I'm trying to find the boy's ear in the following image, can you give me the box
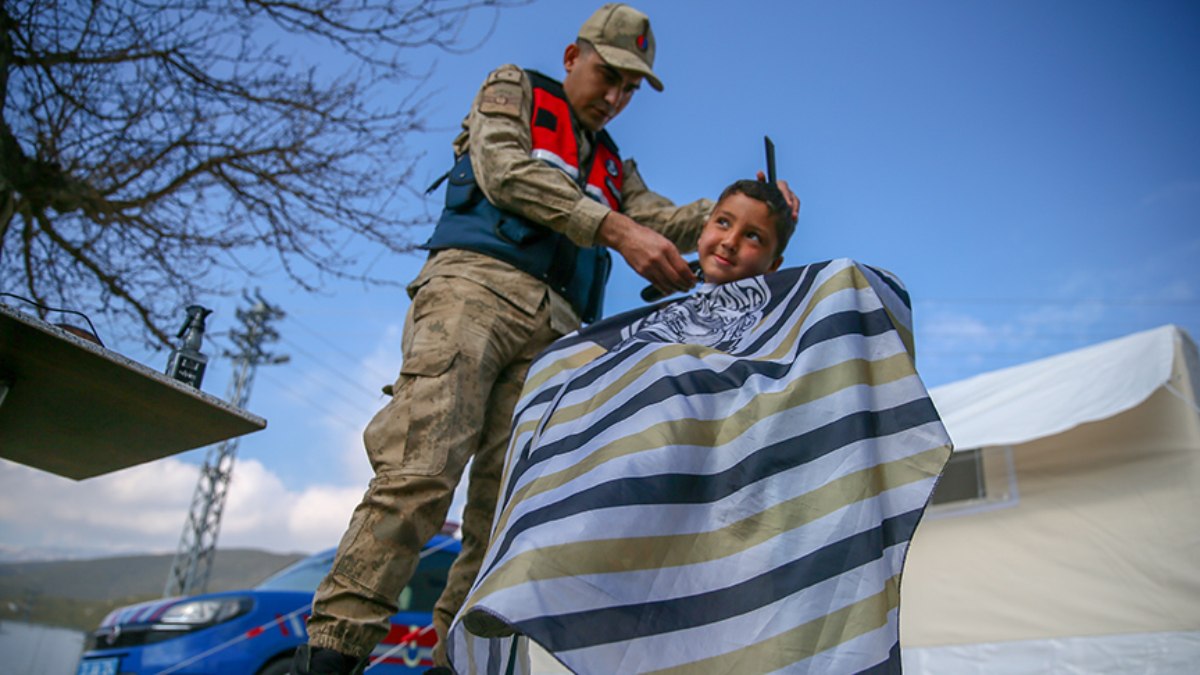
[767,256,783,274]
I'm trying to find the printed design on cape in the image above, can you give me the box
[624,276,770,352]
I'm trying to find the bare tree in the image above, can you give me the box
[1,0,519,345]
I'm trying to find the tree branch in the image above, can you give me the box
[0,0,528,345]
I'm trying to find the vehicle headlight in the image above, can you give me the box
[160,597,250,626]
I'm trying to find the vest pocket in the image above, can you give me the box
[445,154,482,212]
[496,216,547,246]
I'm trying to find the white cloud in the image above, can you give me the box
[284,485,365,549]
[1154,279,1197,304]
[0,459,194,556]
[921,310,992,344]
[1,359,469,561]
[0,456,367,558]
[1140,179,1200,206]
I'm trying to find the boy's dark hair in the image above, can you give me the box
[717,179,797,255]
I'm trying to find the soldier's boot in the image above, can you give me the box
[290,644,366,675]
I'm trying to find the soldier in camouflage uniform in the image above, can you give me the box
[292,4,796,674]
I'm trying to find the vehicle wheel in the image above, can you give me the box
[257,657,293,675]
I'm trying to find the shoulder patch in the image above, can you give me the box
[479,67,525,118]
[487,67,524,85]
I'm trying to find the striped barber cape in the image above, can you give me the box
[447,259,952,674]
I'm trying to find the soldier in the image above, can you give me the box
[292,4,798,674]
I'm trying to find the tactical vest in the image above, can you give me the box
[422,70,621,323]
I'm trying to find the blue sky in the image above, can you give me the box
[2,0,1197,559]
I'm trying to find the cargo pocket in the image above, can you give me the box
[363,281,465,476]
[400,276,463,377]
[398,326,458,378]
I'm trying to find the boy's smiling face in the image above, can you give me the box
[697,192,784,285]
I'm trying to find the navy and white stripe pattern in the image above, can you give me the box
[448,259,951,674]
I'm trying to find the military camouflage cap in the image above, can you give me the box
[578,3,663,91]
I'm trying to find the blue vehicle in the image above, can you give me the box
[76,534,460,675]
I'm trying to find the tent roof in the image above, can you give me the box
[928,324,1197,451]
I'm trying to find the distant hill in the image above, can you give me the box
[0,549,306,633]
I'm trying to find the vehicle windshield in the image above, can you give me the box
[253,538,457,612]
[256,552,336,592]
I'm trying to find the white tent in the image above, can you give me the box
[0,621,85,675]
[900,324,1200,672]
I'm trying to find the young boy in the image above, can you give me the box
[696,178,797,285]
[626,178,796,349]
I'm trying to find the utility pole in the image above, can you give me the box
[164,292,288,598]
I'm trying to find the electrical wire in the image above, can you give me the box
[278,334,386,400]
[255,368,370,434]
[288,314,397,382]
[914,297,1200,307]
[0,292,106,347]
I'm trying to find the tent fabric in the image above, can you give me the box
[901,389,1200,645]
[447,259,951,674]
[901,324,1200,667]
[929,324,1192,451]
[902,631,1200,674]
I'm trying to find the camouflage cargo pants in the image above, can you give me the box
[307,275,563,665]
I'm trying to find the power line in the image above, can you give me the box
[918,328,1197,342]
[256,368,372,434]
[288,315,397,382]
[915,297,1199,307]
[278,334,383,400]
[208,327,386,427]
